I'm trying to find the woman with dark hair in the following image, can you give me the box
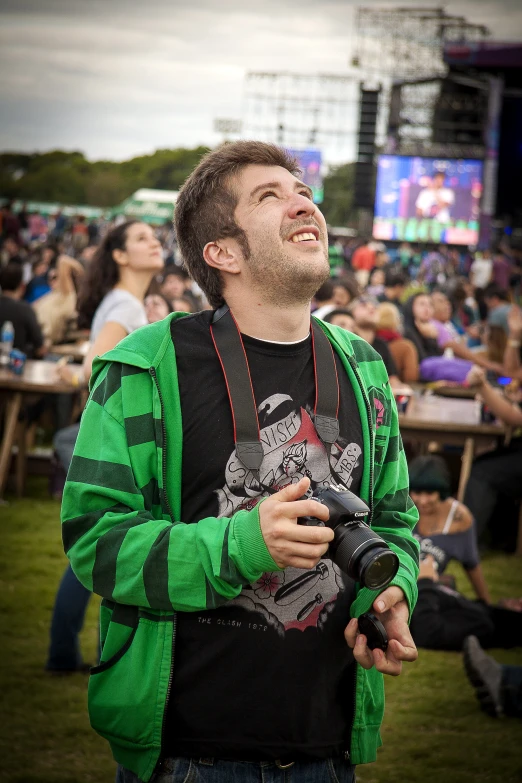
[408,455,522,651]
[332,275,360,308]
[402,292,443,362]
[409,455,489,601]
[46,220,164,674]
[59,219,163,385]
[403,292,501,381]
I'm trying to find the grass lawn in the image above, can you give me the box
[1,478,521,783]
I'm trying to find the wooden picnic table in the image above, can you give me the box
[409,381,476,399]
[399,393,522,555]
[50,340,90,363]
[399,394,506,500]
[0,360,86,498]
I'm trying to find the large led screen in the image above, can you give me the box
[373,156,483,245]
[287,147,323,203]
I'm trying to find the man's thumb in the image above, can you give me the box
[373,585,404,614]
[276,477,310,502]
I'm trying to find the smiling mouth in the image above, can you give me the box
[287,228,320,243]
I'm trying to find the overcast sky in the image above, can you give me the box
[1,0,521,165]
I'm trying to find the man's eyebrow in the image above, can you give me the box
[249,180,313,201]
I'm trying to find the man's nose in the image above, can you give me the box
[286,192,316,220]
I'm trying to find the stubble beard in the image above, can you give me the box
[244,238,330,308]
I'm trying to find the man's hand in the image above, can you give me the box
[344,586,418,677]
[259,477,334,570]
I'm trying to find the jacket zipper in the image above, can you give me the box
[346,354,376,761]
[149,367,176,759]
[347,355,375,521]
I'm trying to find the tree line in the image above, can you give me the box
[0,148,357,227]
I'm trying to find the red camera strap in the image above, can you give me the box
[210,305,340,476]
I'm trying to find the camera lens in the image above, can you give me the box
[329,523,399,590]
[358,548,399,591]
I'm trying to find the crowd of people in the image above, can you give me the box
[1,144,522,783]
[1,202,522,581]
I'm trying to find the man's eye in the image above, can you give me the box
[259,191,276,201]
[300,191,312,200]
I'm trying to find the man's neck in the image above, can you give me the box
[224,294,311,342]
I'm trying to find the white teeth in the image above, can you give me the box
[291,232,316,242]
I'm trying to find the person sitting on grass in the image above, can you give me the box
[463,635,522,719]
[408,455,522,651]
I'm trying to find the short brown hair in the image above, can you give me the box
[174,141,300,308]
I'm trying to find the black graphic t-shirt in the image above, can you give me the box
[164,311,364,761]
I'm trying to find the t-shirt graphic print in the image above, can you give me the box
[217,391,362,634]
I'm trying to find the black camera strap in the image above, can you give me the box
[210,305,341,483]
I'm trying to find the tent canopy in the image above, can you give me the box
[111,188,179,224]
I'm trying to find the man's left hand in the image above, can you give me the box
[344,586,418,677]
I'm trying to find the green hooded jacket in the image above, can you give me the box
[61,312,419,782]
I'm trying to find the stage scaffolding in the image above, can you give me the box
[242,71,363,162]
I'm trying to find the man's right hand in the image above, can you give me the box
[259,477,334,570]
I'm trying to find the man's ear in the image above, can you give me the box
[203,241,241,275]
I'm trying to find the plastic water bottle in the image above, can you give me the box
[0,320,14,367]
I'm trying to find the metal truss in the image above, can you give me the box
[242,71,368,161]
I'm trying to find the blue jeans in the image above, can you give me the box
[46,563,91,670]
[116,758,356,783]
[54,423,80,470]
[47,422,92,671]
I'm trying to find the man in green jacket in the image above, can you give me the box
[62,141,419,783]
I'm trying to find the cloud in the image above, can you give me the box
[0,0,521,162]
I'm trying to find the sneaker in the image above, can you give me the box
[462,635,503,717]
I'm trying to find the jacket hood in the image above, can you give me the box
[90,311,356,389]
[90,312,188,388]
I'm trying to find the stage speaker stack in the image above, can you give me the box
[354,86,381,208]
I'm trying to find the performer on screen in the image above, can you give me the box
[416,171,455,223]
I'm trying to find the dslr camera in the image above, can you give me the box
[299,482,399,591]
